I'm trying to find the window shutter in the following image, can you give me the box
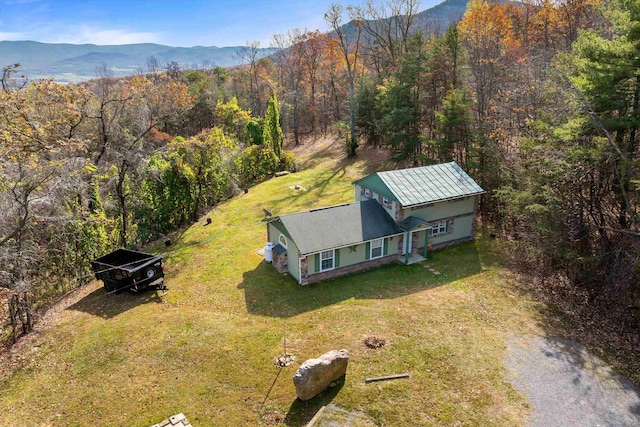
[365,242,371,260]
[383,238,389,256]
[314,253,320,272]
[335,248,340,268]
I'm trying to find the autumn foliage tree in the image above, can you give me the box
[0,79,90,290]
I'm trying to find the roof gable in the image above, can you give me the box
[354,174,397,201]
[355,162,484,207]
[272,199,402,255]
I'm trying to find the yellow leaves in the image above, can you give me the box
[83,163,98,173]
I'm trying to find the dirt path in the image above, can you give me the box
[506,336,640,426]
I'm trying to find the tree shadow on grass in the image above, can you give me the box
[283,375,346,426]
[238,241,484,318]
[66,287,164,319]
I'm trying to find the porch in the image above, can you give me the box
[399,252,426,265]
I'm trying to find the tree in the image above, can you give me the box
[376,33,428,164]
[0,80,90,288]
[273,29,308,145]
[1,63,27,92]
[138,129,239,237]
[214,97,251,143]
[86,68,191,245]
[325,3,363,156]
[237,41,266,116]
[263,90,284,160]
[352,0,422,76]
[434,87,474,165]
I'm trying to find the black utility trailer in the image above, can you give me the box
[91,248,167,293]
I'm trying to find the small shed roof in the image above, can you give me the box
[398,216,432,231]
[354,162,484,207]
[271,199,402,255]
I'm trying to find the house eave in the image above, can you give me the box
[400,191,486,209]
[299,231,405,257]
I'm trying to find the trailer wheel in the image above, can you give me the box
[104,281,116,293]
[145,268,155,279]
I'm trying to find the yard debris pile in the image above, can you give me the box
[364,336,386,349]
[274,353,296,368]
[261,410,285,425]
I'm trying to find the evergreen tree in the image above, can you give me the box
[262,90,284,160]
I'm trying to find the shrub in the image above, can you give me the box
[237,145,279,187]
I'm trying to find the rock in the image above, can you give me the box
[293,349,349,401]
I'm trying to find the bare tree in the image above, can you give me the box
[352,0,422,76]
[237,41,265,115]
[1,63,28,92]
[325,3,363,156]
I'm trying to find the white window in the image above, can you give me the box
[278,234,288,249]
[320,250,334,271]
[364,188,371,198]
[382,197,389,205]
[370,238,383,259]
[431,220,448,236]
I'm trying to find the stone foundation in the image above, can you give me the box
[301,254,398,285]
[272,251,288,274]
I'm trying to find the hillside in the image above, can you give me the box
[0,136,638,425]
[0,137,535,425]
[0,41,275,82]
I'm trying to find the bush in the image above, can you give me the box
[279,150,296,172]
[245,119,264,145]
[237,145,279,187]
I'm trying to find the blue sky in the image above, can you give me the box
[0,0,442,47]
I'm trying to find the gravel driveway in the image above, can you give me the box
[506,336,640,427]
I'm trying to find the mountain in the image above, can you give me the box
[0,0,468,83]
[0,41,275,82]
[337,0,468,42]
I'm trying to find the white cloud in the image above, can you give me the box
[0,31,28,40]
[46,26,161,45]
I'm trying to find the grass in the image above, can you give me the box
[0,138,541,426]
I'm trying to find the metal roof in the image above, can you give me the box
[273,199,402,255]
[355,162,484,207]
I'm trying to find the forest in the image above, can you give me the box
[0,0,638,339]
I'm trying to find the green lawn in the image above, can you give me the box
[0,141,539,426]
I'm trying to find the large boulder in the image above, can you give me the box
[293,349,349,401]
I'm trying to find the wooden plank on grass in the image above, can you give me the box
[306,406,326,427]
[365,373,410,383]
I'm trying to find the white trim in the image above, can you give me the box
[301,232,404,257]
[431,220,448,236]
[370,238,383,259]
[320,249,335,272]
[298,257,303,284]
[278,234,288,249]
[403,231,413,255]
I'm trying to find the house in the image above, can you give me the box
[266,162,484,285]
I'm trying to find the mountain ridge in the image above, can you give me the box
[0,0,468,82]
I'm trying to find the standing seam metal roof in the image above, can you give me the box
[273,199,402,255]
[356,162,484,207]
